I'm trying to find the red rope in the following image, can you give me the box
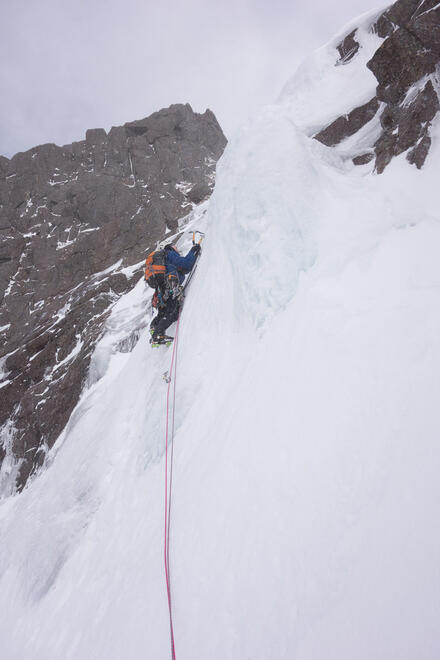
[167,317,178,583]
[164,316,180,660]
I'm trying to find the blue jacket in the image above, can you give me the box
[165,246,198,284]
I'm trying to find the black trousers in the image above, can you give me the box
[150,297,181,337]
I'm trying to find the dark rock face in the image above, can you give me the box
[375,79,439,172]
[374,0,421,38]
[352,152,375,166]
[315,97,380,146]
[314,0,440,173]
[0,103,226,492]
[336,29,360,64]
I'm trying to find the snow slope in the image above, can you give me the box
[1,9,440,660]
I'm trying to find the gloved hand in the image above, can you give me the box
[192,243,202,255]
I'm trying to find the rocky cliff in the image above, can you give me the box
[314,0,440,172]
[0,103,226,492]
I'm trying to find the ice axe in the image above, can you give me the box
[192,230,205,245]
[183,232,204,294]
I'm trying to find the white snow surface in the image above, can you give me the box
[2,21,440,660]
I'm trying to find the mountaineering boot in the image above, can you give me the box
[150,334,174,347]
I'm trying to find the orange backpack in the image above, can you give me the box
[144,250,166,289]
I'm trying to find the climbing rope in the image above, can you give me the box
[163,316,180,660]
[162,240,202,658]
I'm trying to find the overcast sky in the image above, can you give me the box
[0,0,383,158]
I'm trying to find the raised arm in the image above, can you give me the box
[167,246,198,273]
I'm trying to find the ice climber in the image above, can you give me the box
[149,243,201,346]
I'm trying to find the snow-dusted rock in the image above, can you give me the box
[313,0,440,172]
[0,104,226,490]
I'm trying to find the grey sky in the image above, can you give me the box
[0,0,383,158]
